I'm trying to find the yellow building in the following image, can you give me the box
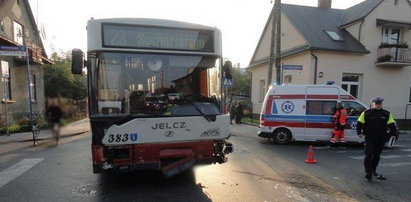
[248,0,411,127]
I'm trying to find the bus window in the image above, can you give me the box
[89,52,222,116]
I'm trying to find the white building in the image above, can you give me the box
[247,0,411,127]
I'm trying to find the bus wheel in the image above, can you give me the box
[273,129,291,144]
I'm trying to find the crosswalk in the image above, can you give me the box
[0,158,44,189]
[346,145,411,167]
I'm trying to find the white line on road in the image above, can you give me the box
[349,154,411,160]
[0,158,44,189]
[401,149,411,152]
[380,162,411,167]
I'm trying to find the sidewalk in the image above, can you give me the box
[0,118,90,144]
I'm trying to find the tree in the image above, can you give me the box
[223,59,251,96]
[44,51,87,100]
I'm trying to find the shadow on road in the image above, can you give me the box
[87,169,212,201]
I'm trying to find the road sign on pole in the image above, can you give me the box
[223,77,233,87]
[0,46,26,56]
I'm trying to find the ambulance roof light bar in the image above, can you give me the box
[325,81,335,85]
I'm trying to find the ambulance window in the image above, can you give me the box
[307,101,336,115]
[342,101,366,116]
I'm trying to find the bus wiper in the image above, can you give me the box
[183,100,213,122]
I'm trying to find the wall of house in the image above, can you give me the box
[281,52,313,84]
[249,64,269,116]
[350,0,411,119]
[0,56,45,123]
[249,52,312,116]
[345,21,362,42]
[252,12,308,62]
[0,0,46,124]
[0,0,39,44]
[249,0,411,122]
[313,50,411,119]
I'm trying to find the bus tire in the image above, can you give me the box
[273,128,292,144]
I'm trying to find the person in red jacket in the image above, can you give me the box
[331,102,348,143]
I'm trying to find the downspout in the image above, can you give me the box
[310,51,318,84]
[358,19,365,42]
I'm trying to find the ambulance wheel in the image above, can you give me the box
[273,128,291,144]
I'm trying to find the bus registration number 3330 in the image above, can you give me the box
[107,133,138,143]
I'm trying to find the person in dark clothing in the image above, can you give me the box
[229,101,237,124]
[235,102,243,124]
[46,99,64,143]
[357,97,398,181]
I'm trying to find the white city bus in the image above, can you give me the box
[72,18,232,177]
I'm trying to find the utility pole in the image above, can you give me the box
[267,0,281,89]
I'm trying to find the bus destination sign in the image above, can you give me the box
[103,24,214,52]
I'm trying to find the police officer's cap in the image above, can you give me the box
[371,96,384,104]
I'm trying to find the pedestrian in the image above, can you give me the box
[46,99,64,144]
[229,101,236,124]
[331,102,348,143]
[356,97,398,181]
[235,102,243,124]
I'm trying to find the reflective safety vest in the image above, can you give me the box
[333,109,348,125]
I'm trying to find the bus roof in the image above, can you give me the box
[86,18,222,56]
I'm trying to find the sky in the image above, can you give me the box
[28,0,364,67]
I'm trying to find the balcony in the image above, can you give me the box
[376,43,411,67]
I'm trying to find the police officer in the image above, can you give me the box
[356,97,398,181]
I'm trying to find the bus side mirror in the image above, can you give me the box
[72,49,85,74]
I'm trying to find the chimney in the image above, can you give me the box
[318,0,332,9]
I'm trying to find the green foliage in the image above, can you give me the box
[230,67,251,95]
[224,59,251,96]
[7,124,21,133]
[44,51,87,100]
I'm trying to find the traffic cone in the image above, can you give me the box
[305,145,317,164]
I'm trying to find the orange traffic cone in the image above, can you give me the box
[305,145,317,164]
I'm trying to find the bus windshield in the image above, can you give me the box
[88,52,222,117]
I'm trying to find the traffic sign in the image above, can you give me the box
[223,77,233,87]
[0,46,26,56]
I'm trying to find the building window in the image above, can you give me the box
[1,61,11,101]
[0,20,4,32]
[284,75,292,84]
[307,101,337,115]
[382,27,400,44]
[259,79,266,103]
[29,74,36,102]
[342,73,362,99]
[325,30,343,41]
[13,21,24,45]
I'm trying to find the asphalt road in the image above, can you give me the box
[0,123,410,202]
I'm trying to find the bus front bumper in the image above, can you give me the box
[92,140,233,176]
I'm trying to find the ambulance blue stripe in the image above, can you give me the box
[263,114,358,123]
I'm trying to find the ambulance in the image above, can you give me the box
[258,84,367,144]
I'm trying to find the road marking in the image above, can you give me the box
[379,162,411,167]
[349,156,364,160]
[0,158,44,189]
[401,149,411,152]
[349,154,411,160]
